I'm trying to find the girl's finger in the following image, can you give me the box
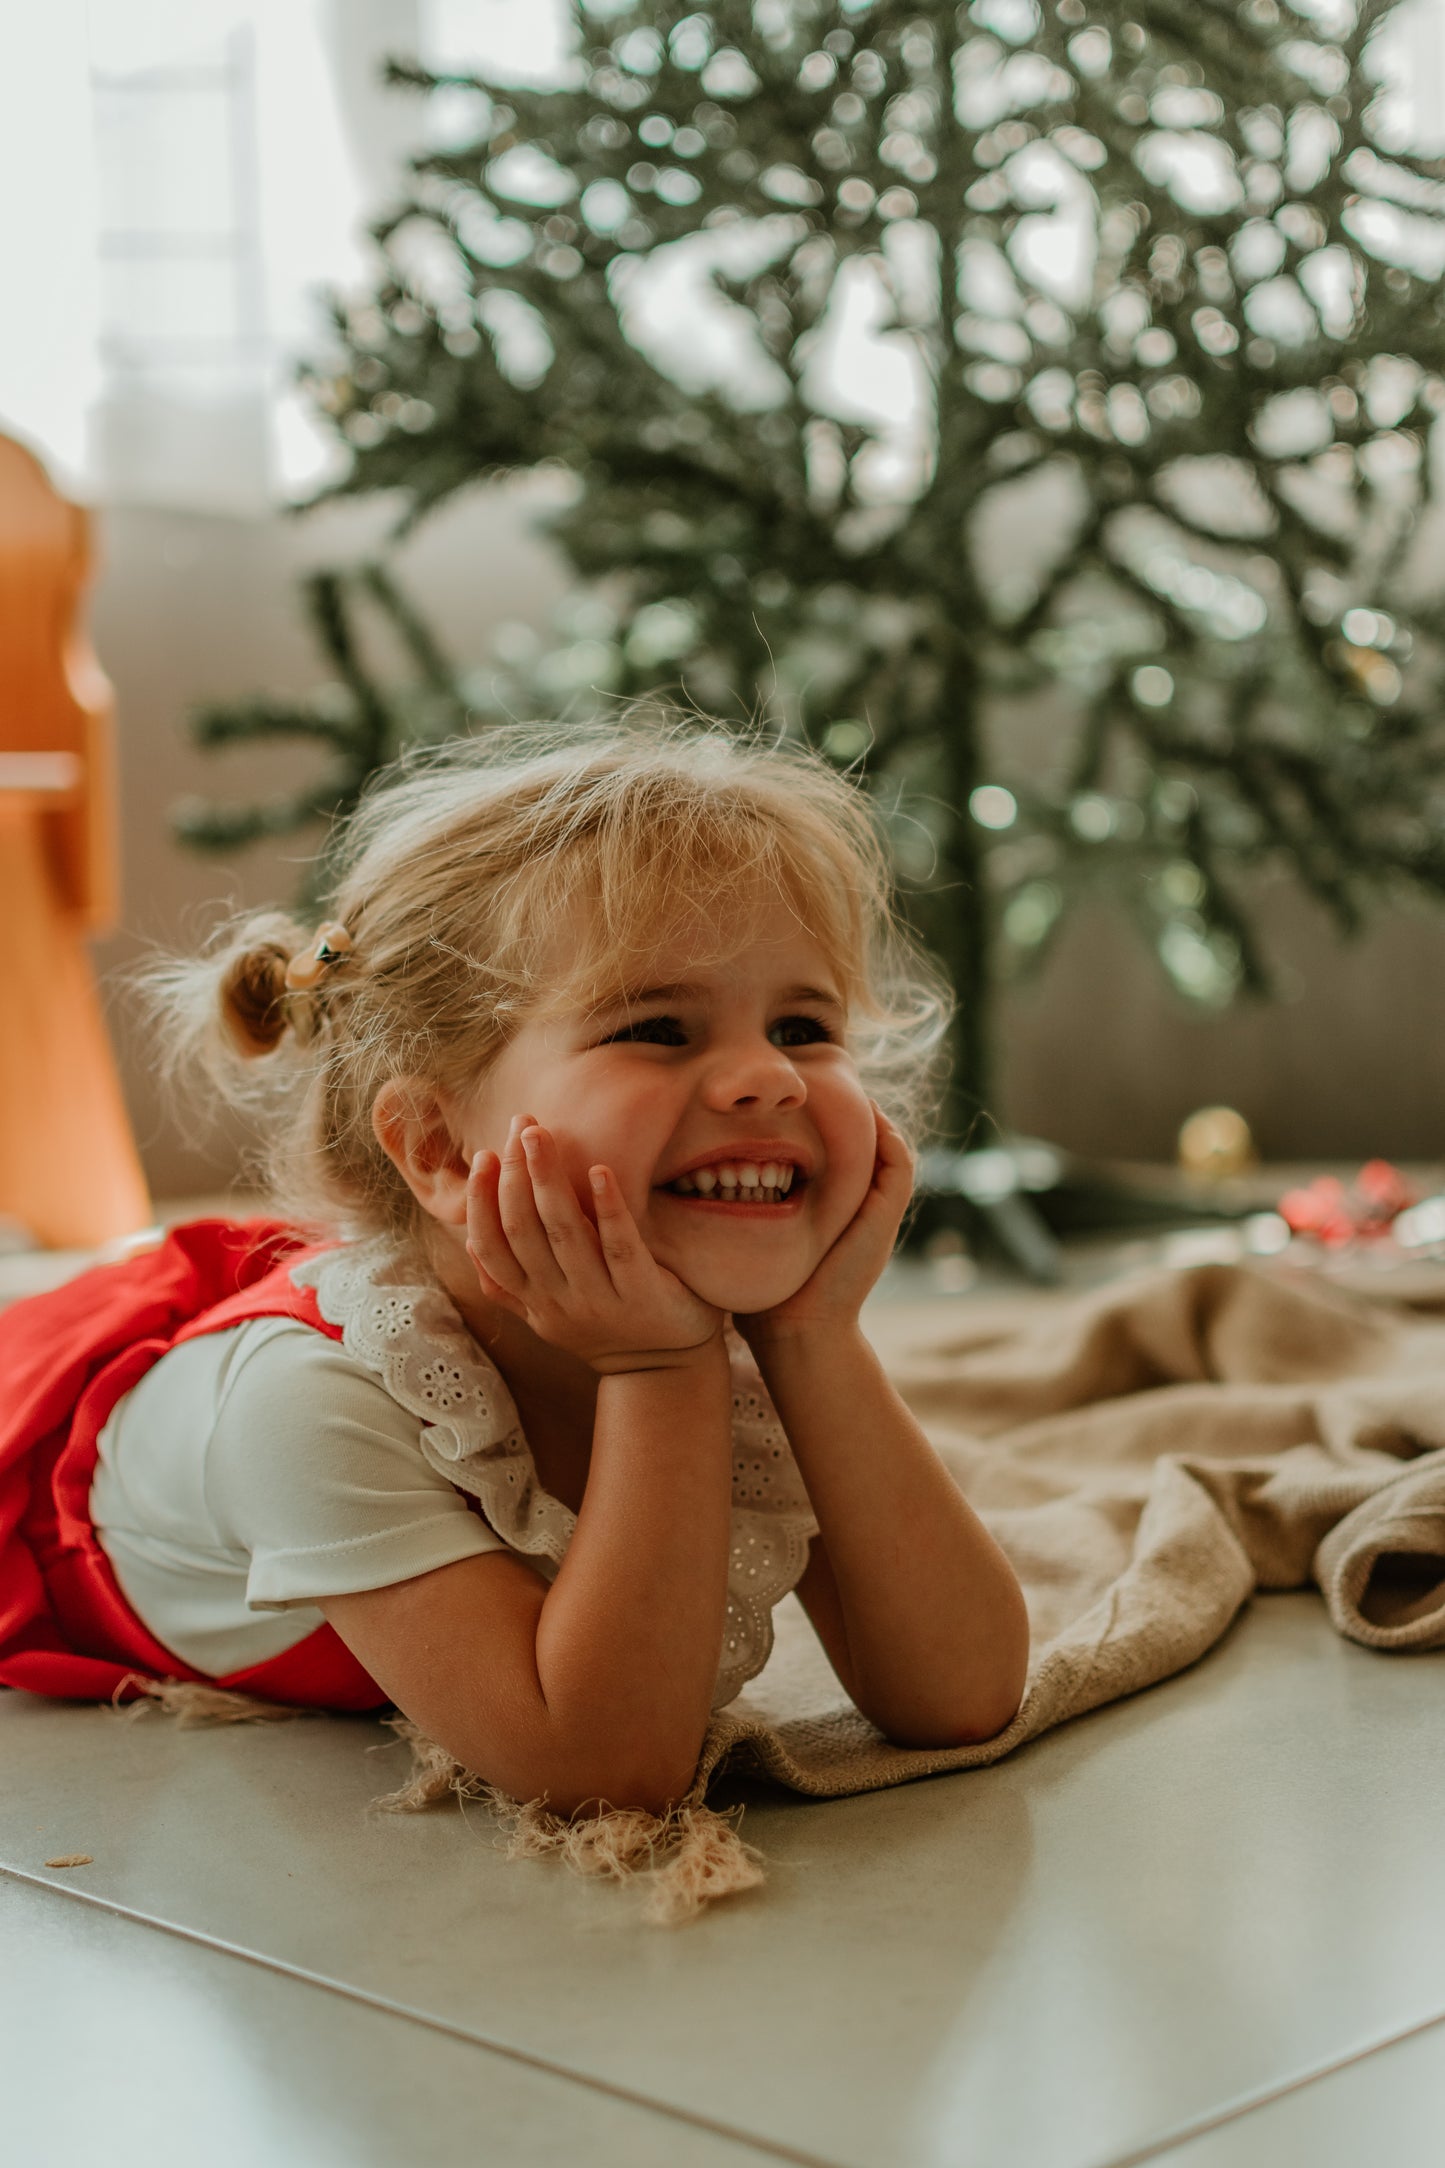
[465,1149,527,1299]
[494,1116,567,1294]
[870,1100,915,1174]
[587,1165,644,1286]
[519,1125,606,1281]
[465,1237,527,1316]
[869,1098,901,1142]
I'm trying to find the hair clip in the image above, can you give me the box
[284,921,354,992]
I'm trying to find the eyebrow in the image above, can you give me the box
[590,980,845,1016]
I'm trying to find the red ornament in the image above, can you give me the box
[1278,1177,1354,1246]
[1276,1162,1417,1247]
[1354,1159,1415,1225]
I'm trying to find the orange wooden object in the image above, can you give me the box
[0,431,151,1248]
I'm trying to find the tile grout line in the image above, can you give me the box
[0,1865,841,2168]
[1090,2004,1445,2168]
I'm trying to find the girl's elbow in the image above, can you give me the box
[541,1716,706,1819]
[950,1596,1032,1744]
[542,1755,698,1822]
[960,1641,1030,1745]
[882,1696,1022,1751]
[481,1730,702,1820]
[876,1647,1030,1751]
[429,1702,701,1821]
[951,1682,1026,1747]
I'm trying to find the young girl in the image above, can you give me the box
[1,712,1029,1819]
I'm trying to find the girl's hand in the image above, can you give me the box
[733,1102,914,1355]
[466,1115,725,1375]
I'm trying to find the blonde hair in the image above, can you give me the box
[142,706,955,1242]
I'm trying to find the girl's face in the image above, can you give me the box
[453,893,880,1314]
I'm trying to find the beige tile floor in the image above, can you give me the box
[5,1226,1445,2165]
[5,1593,1443,2166]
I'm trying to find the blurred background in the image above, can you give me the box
[6,0,1445,1220]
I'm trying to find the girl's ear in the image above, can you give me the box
[372,1077,469,1227]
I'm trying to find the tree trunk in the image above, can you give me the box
[923,623,992,1145]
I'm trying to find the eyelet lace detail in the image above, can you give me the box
[289,1240,818,1709]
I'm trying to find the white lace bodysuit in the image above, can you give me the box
[89,1238,819,1710]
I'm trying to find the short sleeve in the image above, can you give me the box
[202,1319,510,1610]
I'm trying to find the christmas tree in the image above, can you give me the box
[181,0,1445,1143]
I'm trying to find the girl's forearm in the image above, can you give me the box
[531,1341,735,1805]
[757,1327,1029,1746]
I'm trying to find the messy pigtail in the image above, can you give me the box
[134,909,351,1220]
[137,884,417,1237]
[214,915,356,1055]
[217,922,300,1057]
[144,909,357,1081]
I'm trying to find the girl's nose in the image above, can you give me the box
[702,1042,806,1109]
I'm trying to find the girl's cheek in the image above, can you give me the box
[830,1097,881,1222]
[835,1157,875,1233]
[840,1079,880,1172]
[539,1138,599,1223]
[555,1142,633,1226]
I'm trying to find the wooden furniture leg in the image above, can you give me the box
[0,433,151,1248]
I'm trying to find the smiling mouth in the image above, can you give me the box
[656,1166,807,1208]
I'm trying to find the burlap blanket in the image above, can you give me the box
[693,1257,1445,1807]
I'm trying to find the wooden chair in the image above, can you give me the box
[0,430,151,1248]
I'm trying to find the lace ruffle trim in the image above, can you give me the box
[289,1240,818,1707]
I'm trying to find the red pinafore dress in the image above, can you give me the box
[0,1218,387,1709]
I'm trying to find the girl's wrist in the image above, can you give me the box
[741,1316,865,1368]
[590,1328,729,1378]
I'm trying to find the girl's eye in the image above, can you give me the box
[605,1013,836,1047]
[607,1014,687,1046]
[772,1014,835,1047]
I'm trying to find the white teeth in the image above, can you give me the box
[664,1159,804,1199]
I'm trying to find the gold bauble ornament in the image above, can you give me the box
[1177,1105,1256,1181]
